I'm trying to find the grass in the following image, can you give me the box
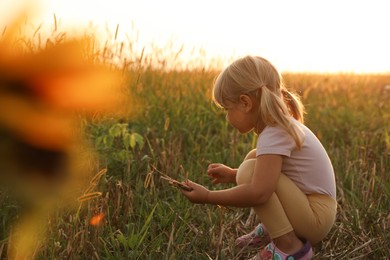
[0,21,389,259]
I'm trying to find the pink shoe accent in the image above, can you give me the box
[235,224,271,249]
[251,240,313,260]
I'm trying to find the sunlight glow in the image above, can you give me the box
[1,0,389,73]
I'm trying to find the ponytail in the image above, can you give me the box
[260,86,305,149]
[281,89,305,123]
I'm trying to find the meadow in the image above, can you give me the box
[0,24,389,259]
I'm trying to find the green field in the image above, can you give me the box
[0,27,389,259]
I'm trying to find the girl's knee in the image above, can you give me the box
[236,159,256,185]
[244,149,257,161]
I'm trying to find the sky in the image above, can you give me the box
[1,0,390,73]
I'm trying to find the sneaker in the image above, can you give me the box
[250,240,313,260]
[235,223,271,249]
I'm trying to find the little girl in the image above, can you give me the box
[181,56,337,260]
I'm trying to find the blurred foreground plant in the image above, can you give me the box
[0,13,133,259]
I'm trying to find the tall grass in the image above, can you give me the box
[0,22,389,259]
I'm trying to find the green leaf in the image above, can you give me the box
[127,234,139,249]
[136,203,158,249]
[131,133,144,149]
[130,134,136,149]
[122,133,131,149]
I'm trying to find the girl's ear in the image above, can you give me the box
[239,94,253,112]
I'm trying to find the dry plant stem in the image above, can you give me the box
[159,175,193,191]
[152,165,193,191]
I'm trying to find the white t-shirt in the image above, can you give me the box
[256,118,336,199]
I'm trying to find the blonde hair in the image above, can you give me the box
[213,55,305,149]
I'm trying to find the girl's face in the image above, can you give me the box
[223,95,258,134]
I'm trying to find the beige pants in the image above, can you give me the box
[236,158,337,245]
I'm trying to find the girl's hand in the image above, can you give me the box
[180,180,210,204]
[207,163,236,184]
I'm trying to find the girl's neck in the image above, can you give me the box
[254,122,266,134]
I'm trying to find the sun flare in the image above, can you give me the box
[1,0,389,72]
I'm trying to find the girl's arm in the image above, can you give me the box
[182,154,282,207]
